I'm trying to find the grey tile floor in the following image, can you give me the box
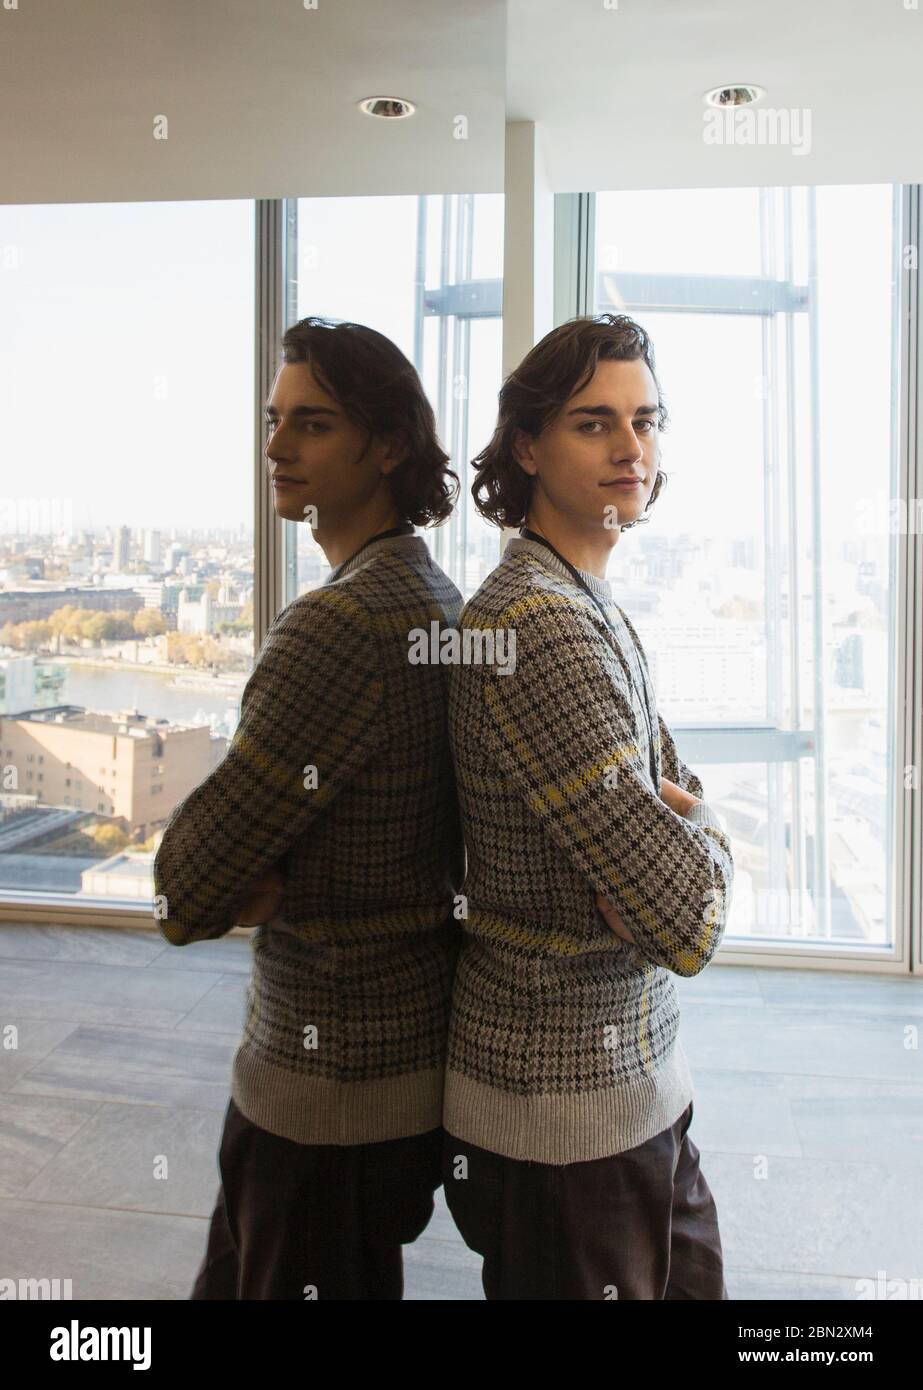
[1,921,921,1301]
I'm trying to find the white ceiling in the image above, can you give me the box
[0,0,506,204]
[1,0,921,205]
[509,0,923,192]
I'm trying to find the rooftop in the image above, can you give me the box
[6,705,192,737]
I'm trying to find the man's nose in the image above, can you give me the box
[610,429,644,461]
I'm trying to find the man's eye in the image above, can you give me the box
[579,421,604,433]
[265,418,328,433]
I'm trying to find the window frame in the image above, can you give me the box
[553,188,923,973]
[1,189,918,970]
[0,193,504,927]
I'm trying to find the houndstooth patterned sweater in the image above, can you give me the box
[153,533,465,1145]
[443,536,735,1164]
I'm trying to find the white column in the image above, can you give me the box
[501,121,555,548]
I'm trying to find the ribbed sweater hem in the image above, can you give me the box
[231,1047,444,1146]
[442,1035,694,1165]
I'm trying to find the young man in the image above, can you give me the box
[442,313,735,1300]
[154,317,465,1300]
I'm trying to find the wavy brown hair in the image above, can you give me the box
[472,313,669,530]
[279,317,458,526]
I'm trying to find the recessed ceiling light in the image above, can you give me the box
[704,84,766,108]
[358,96,415,119]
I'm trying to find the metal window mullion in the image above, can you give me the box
[897,185,923,970]
[281,198,299,607]
[413,195,428,375]
[783,188,807,936]
[554,193,596,324]
[254,199,286,647]
[458,193,474,593]
[577,192,596,316]
[434,196,451,576]
[596,270,808,317]
[760,189,787,930]
[805,187,831,940]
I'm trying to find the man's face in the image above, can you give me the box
[264,362,397,525]
[515,357,661,532]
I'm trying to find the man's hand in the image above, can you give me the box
[235,866,285,927]
[595,892,636,945]
[660,776,700,818]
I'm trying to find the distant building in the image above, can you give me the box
[730,537,757,569]
[0,587,143,625]
[79,850,154,900]
[211,603,243,631]
[835,631,864,689]
[133,581,179,631]
[142,529,162,566]
[165,544,188,573]
[0,705,226,837]
[160,585,180,630]
[113,526,131,571]
[134,581,166,611]
[0,652,67,715]
[177,588,212,635]
[176,586,241,635]
[639,620,767,720]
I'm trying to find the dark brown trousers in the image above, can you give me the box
[442,1101,729,1300]
[191,1097,443,1300]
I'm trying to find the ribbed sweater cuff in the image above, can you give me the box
[685,799,725,832]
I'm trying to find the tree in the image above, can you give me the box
[133,608,166,637]
[107,610,138,640]
[166,632,193,664]
[91,823,129,853]
[48,606,98,643]
[1,619,53,650]
[83,611,135,643]
[83,614,113,643]
[716,596,761,621]
[21,620,53,650]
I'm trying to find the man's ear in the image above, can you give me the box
[512,428,537,476]
[378,431,408,476]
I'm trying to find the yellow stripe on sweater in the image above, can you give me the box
[465,909,624,956]
[478,598,708,975]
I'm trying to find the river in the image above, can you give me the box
[46,661,246,737]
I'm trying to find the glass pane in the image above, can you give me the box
[286,193,503,601]
[0,201,255,904]
[597,187,763,277]
[593,185,899,950]
[606,311,769,722]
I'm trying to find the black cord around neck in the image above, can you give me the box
[329,522,414,578]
